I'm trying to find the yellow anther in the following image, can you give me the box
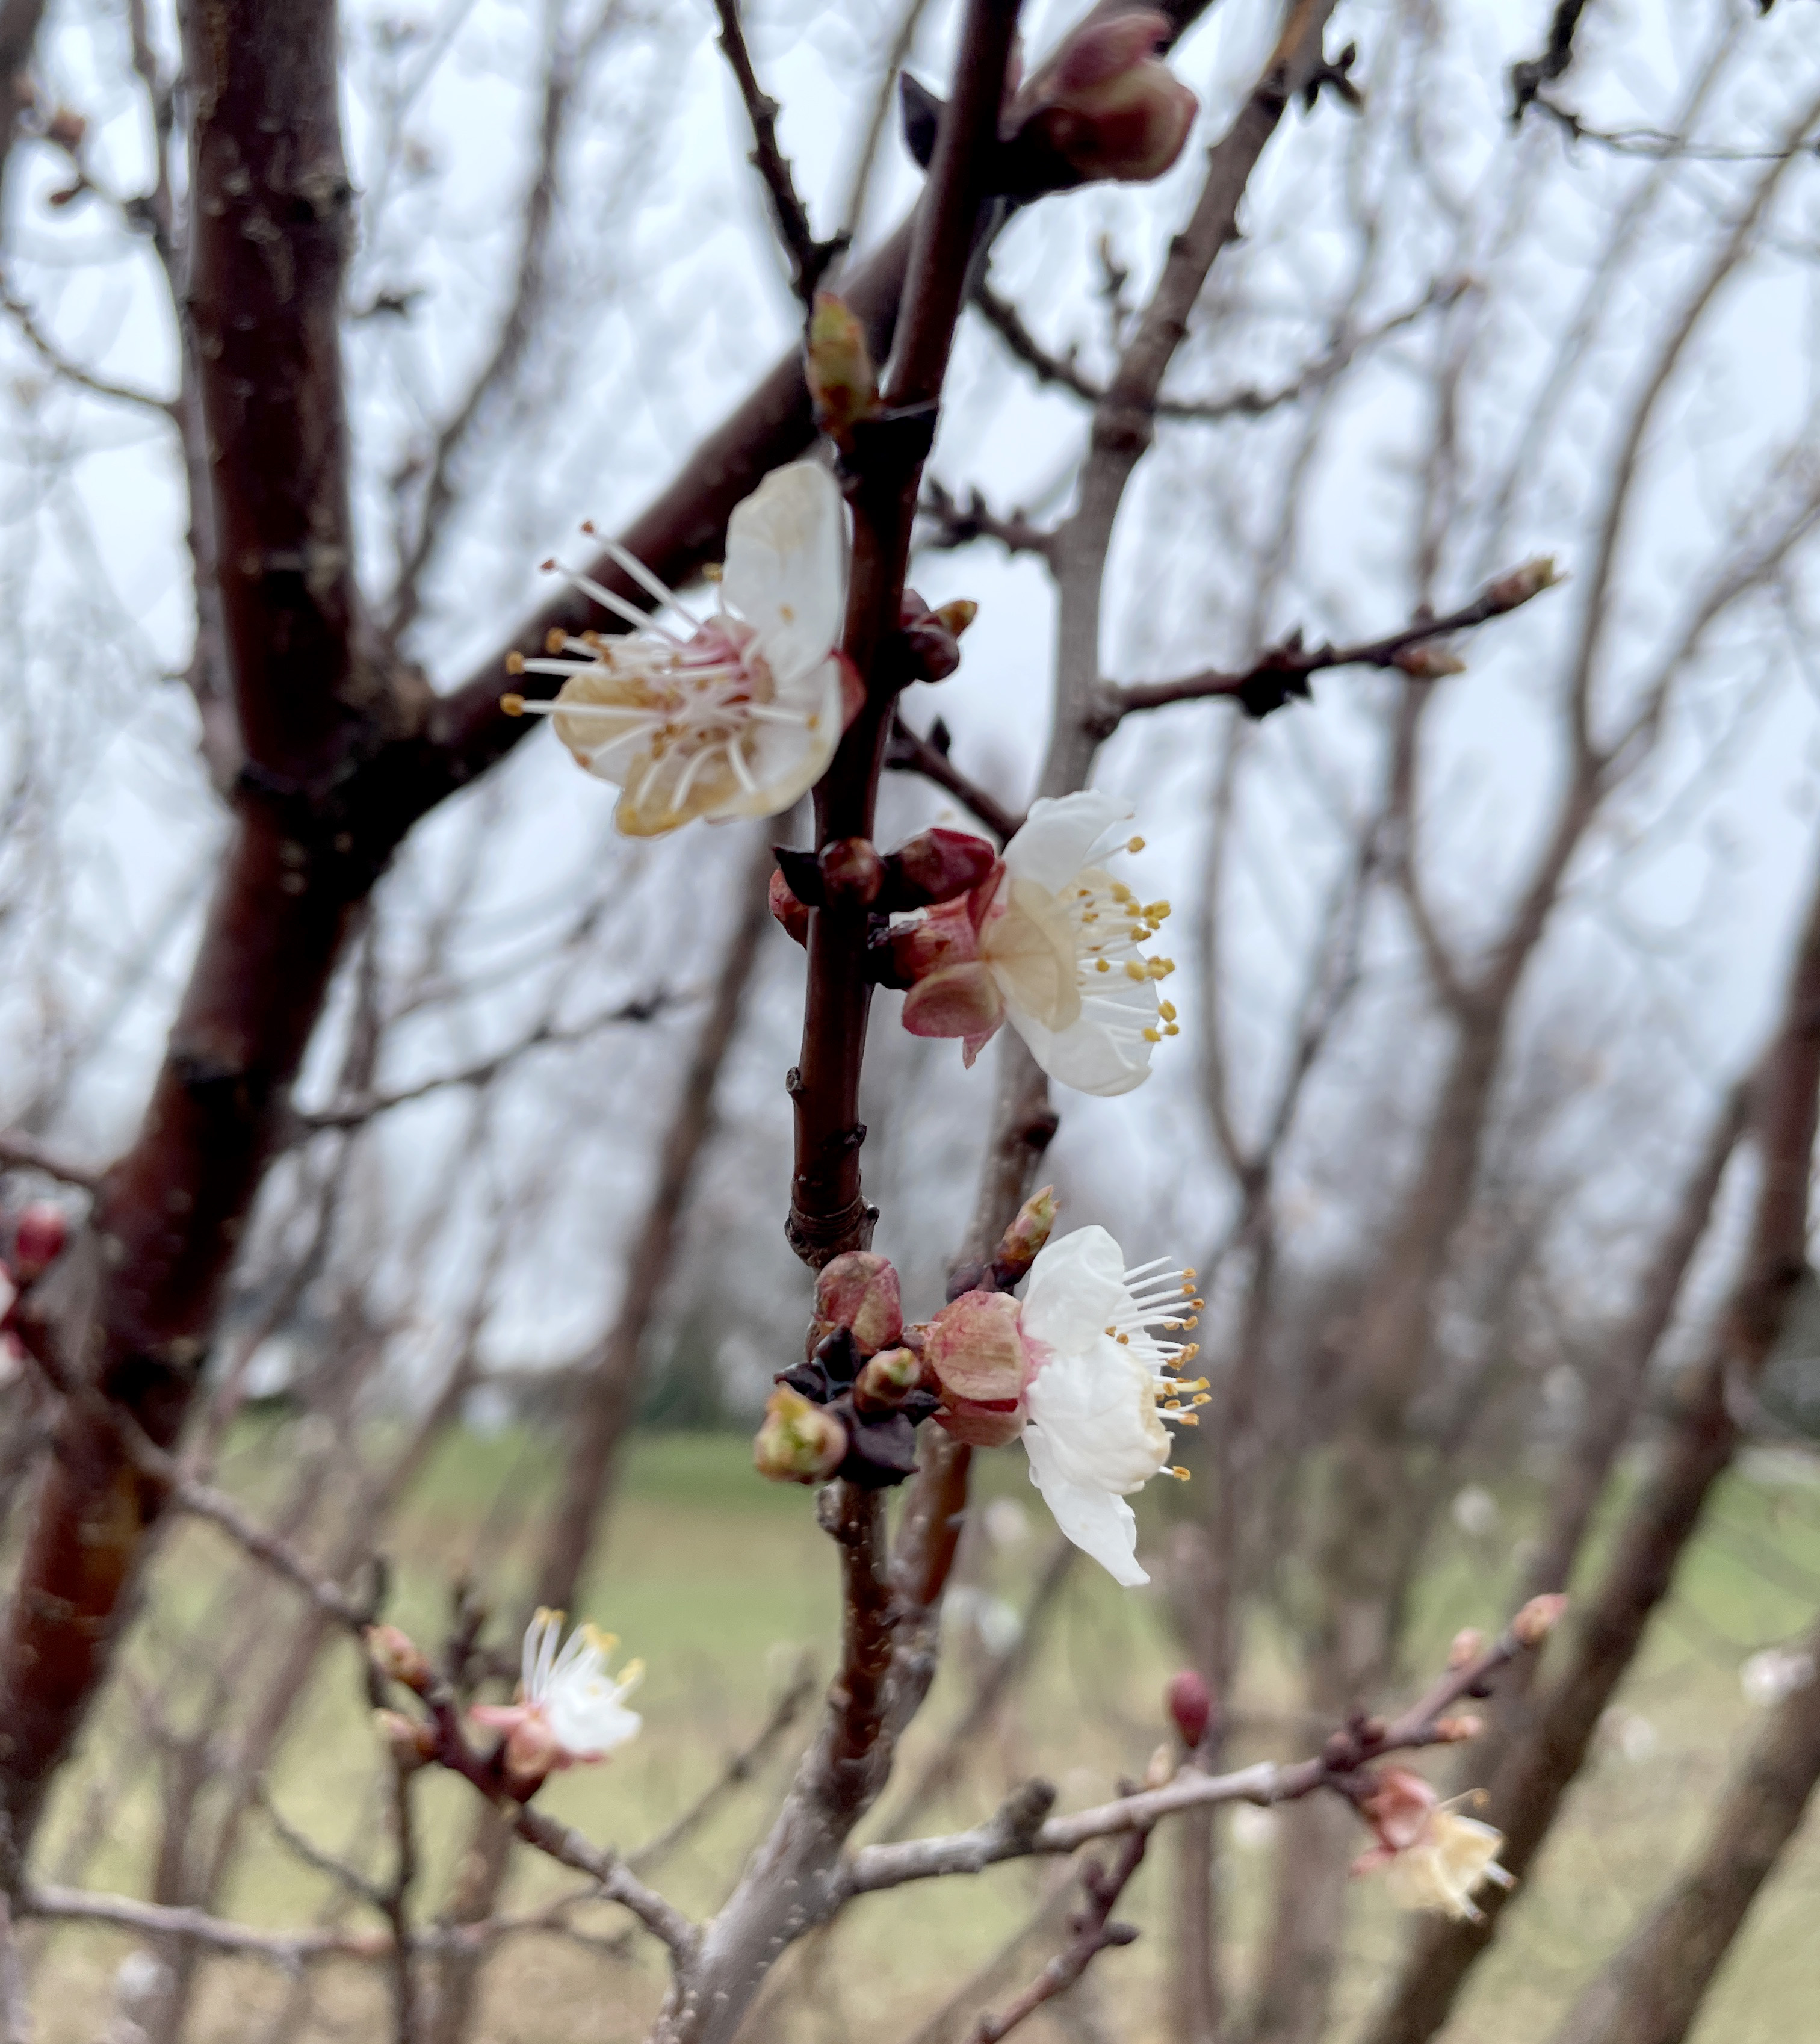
[1182,1268,1197,1279]
[703,562,723,581]
[1116,1332,1131,1344]
[1168,1465,1191,1481]
[1143,1027,1162,1043]
[1190,1298,1206,1310]
[1164,1024,1180,1037]
[1126,835,1145,852]
[1192,1393,1211,1406]
[505,650,527,675]
[1177,1411,1199,1426]
[1181,1344,1200,1360]
[1110,880,1134,900]
[1125,960,1148,981]
[1183,1316,1199,1329]
[1144,901,1171,920]
[501,693,527,717]
[546,626,568,654]
[1096,958,1111,973]
[1159,1001,1177,1022]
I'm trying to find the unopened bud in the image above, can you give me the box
[9,1203,67,1282]
[1433,1714,1484,1743]
[990,1186,1058,1289]
[1447,1627,1486,1671]
[854,1345,925,1413]
[812,1251,903,1358]
[754,1386,848,1485]
[924,1289,1026,1402]
[1512,1592,1568,1648]
[1393,643,1467,680]
[502,1712,563,1792]
[769,867,811,946]
[806,291,878,446]
[932,599,977,639]
[1020,10,1197,185]
[365,1624,433,1692]
[899,590,965,683]
[819,837,885,908]
[1485,556,1562,611]
[373,1708,438,1769]
[1357,1764,1438,1852]
[887,829,999,911]
[1166,1668,1212,1750]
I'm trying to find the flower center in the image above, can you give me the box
[1098,1255,1211,1480]
[1066,855,1183,1051]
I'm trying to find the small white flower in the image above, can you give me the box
[1741,1646,1816,1708]
[1017,1225,1204,1586]
[1450,1484,1500,1538]
[505,462,853,836]
[1381,1809,1516,1923]
[899,791,1179,1096]
[472,1609,643,1771]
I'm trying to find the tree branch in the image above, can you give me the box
[885,714,1023,842]
[971,1828,1147,2043]
[0,1132,100,1192]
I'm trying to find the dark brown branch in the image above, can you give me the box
[918,478,1056,560]
[713,0,847,308]
[972,1829,1147,2043]
[1526,94,1820,161]
[1113,563,1561,723]
[1511,0,1592,119]
[1,286,176,415]
[785,0,1021,1268]
[885,715,1023,843]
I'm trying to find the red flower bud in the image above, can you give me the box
[769,867,811,946]
[1166,1668,1212,1750]
[890,828,1000,909]
[1020,10,1197,185]
[820,836,885,908]
[924,1289,1027,1402]
[812,1251,903,1358]
[11,1203,67,1282]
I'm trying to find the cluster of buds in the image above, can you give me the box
[771,818,995,941]
[756,1251,939,1489]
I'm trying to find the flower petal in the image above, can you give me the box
[1025,1339,1171,1493]
[705,656,846,821]
[1002,791,1133,893]
[985,881,1083,1031]
[902,961,1006,1043]
[1021,1225,1129,1353]
[1023,1425,1148,1585]
[723,460,846,679]
[1008,995,1155,1096]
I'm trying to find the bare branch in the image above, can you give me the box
[1,287,176,416]
[918,478,1056,560]
[1510,0,1592,120]
[885,715,1023,843]
[0,1131,101,1192]
[1113,562,1561,725]
[971,1829,1147,2043]
[713,0,847,308]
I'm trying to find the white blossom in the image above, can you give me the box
[472,1609,643,1768]
[505,461,851,835]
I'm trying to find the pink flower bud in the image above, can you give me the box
[806,291,879,446]
[769,867,811,946]
[812,1251,903,1358]
[373,1708,438,1769]
[1357,1765,1438,1854]
[924,1289,1027,1403]
[502,1711,565,1792]
[934,1394,1026,1448]
[1447,1627,1486,1671]
[10,1203,67,1282]
[754,1386,848,1484]
[854,1345,926,1413]
[891,828,1000,910]
[1433,1714,1484,1743]
[1393,643,1468,680]
[365,1624,433,1692]
[1021,10,1197,185]
[991,1185,1058,1289]
[820,837,885,908]
[1512,1592,1568,1648]
[1166,1668,1212,1749]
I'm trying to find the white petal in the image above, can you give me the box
[1026,1340,1171,1492]
[1002,791,1133,893]
[1024,1428,1148,1586]
[985,882,1082,1031]
[547,1684,643,1759]
[1009,999,1154,1097]
[1022,1226,1129,1352]
[723,460,846,679]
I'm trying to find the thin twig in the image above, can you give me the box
[918,478,1056,560]
[712,0,846,308]
[971,273,1461,423]
[885,715,1023,842]
[1527,94,1820,162]
[0,287,177,417]
[1111,563,1561,725]
[0,1132,101,1192]
[971,1827,1147,2043]
[256,1780,384,1907]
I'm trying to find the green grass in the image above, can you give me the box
[19,1435,1820,2043]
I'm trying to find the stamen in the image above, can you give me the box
[593,533,689,616]
[726,737,760,796]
